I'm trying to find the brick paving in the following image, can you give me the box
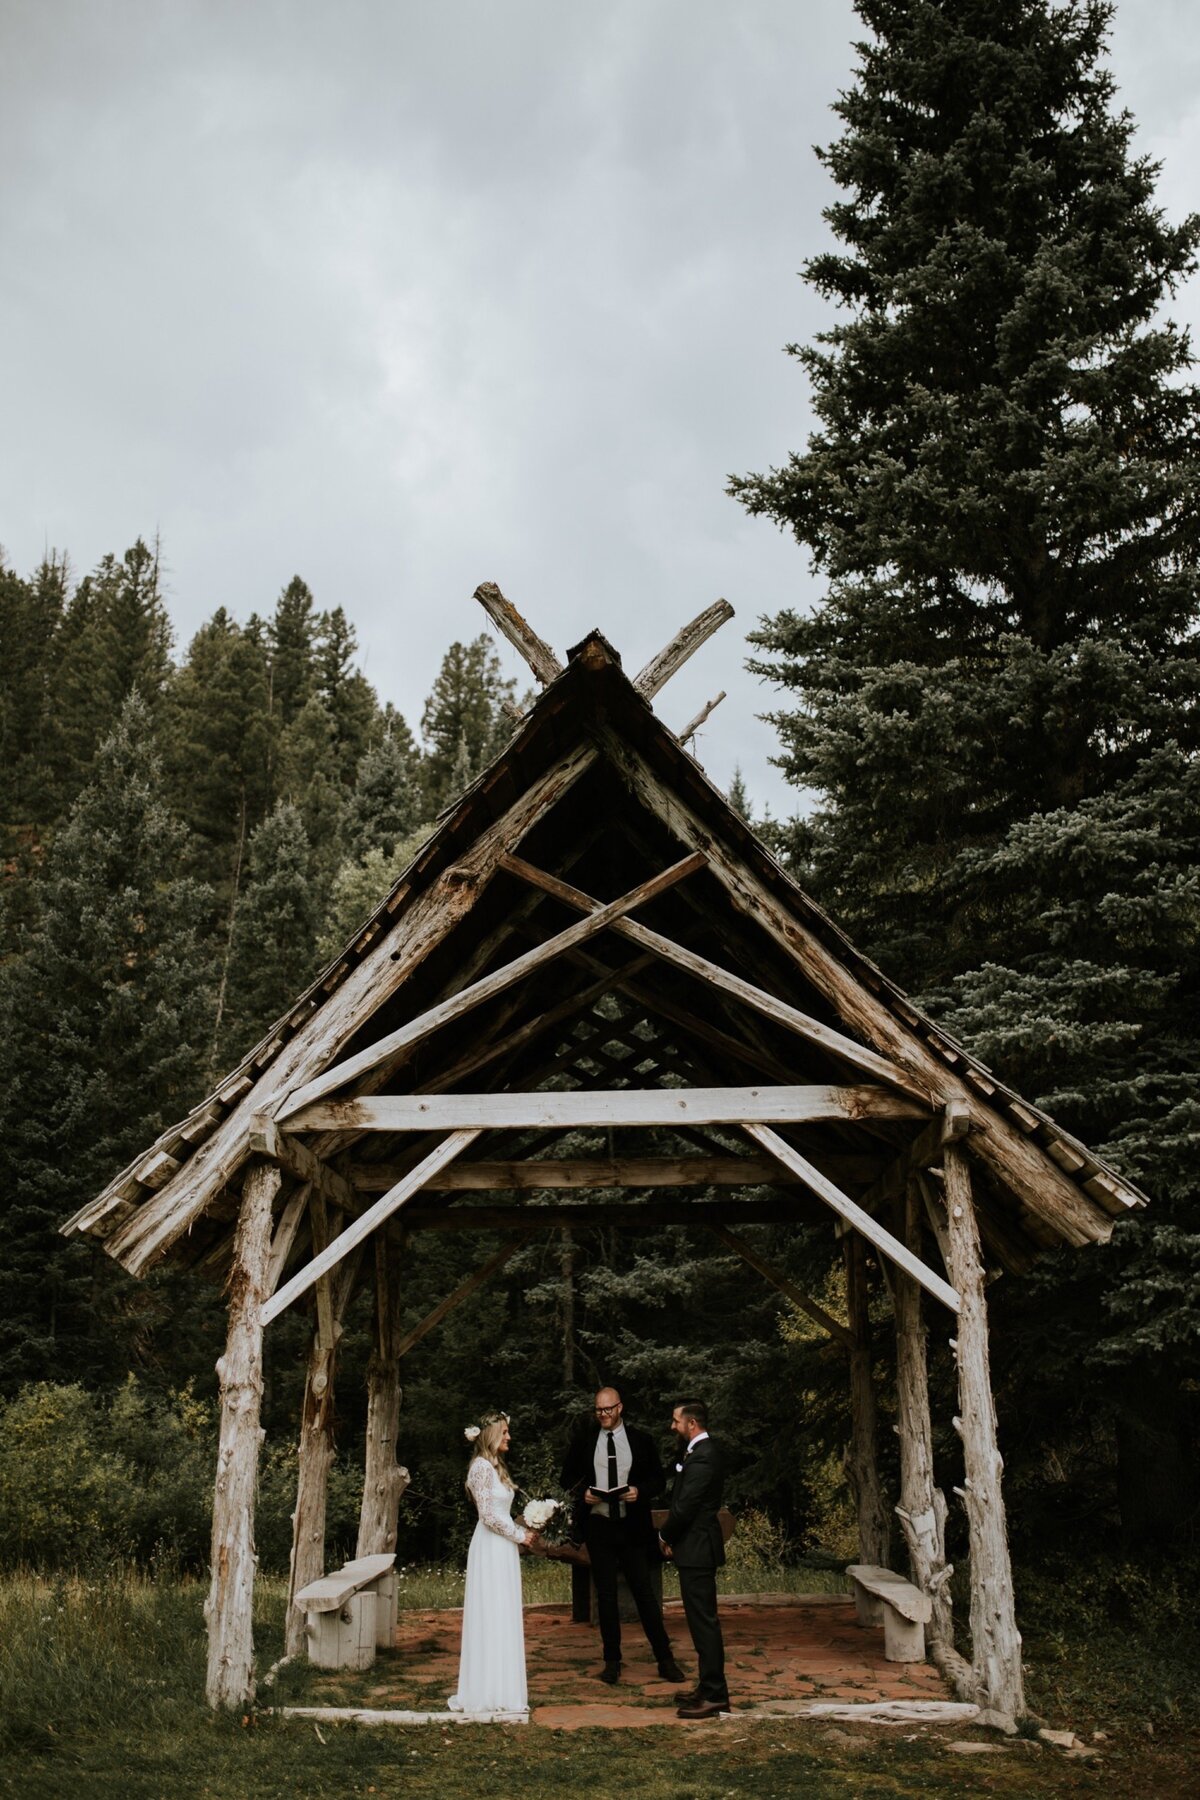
[347,1595,950,1728]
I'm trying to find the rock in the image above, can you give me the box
[1092,1730,1108,1742]
[948,1741,1011,1755]
[1038,1727,1084,1750]
[975,1708,1019,1736]
[1064,1746,1100,1761]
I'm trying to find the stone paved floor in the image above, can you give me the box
[347,1595,949,1729]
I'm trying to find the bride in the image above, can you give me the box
[448,1410,537,1717]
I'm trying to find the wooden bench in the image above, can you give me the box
[845,1563,931,1663]
[294,1553,397,1670]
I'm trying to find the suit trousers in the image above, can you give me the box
[678,1563,728,1704]
[586,1515,672,1666]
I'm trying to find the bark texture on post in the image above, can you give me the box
[205,1161,279,1710]
[942,1143,1025,1719]
[893,1179,954,1651]
[283,1324,339,1657]
[356,1233,410,1557]
[844,1233,891,1568]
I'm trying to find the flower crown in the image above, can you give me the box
[464,1410,509,1443]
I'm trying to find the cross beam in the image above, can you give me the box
[398,1199,809,1230]
[276,852,706,1121]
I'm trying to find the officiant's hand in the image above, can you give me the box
[584,1488,603,1505]
[625,1486,639,1502]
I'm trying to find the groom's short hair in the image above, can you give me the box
[676,1398,709,1430]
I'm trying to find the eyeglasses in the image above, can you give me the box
[594,1404,621,1416]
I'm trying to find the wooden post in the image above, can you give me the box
[844,1233,891,1568]
[893,1178,954,1652]
[205,1161,279,1709]
[942,1143,1025,1720]
[357,1232,410,1558]
[284,1312,340,1657]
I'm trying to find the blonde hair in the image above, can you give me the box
[467,1411,514,1489]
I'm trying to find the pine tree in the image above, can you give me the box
[268,577,318,730]
[420,635,516,813]
[344,719,425,863]
[220,802,321,1065]
[314,605,380,783]
[0,693,213,1389]
[275,695,347,889]
[0,552,68,825]
[731,0,1200,1538]
[45,541,173,814]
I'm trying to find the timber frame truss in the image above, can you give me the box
[62,583,1149,1723]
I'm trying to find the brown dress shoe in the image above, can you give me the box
[676,1698,729,1720]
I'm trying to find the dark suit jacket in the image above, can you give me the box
[561,1421,667,1548]
[659,1436,726,1569]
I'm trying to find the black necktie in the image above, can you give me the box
[607,1430,622,1519]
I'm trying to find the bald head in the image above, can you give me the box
[594,1387,623,1426]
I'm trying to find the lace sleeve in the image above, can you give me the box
[466,1458,526,1543]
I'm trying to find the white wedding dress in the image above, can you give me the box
[448,1457,529,1717]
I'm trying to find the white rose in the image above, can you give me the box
[522,1498,559,1529]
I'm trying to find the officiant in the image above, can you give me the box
[561,1385,686,1686]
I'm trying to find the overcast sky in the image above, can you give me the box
[3,0,1198,815]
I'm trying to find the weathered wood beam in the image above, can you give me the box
[357,1230,411,1560]
[205,1161,279,1709]
[473,581,563,686]
[941,1143,1025,1720]
[394,1237,529,1360]
[284,1085,928,1136]
[276,853,707,1121]
[261,1131,480,1326]
[893,1177,955,1655]
[857,1113,955,1213]
[845,1232,892,1566]
[350,1155,802,1192]
[709,1223,853,1349]
[678,691,726,742]
[499,854,927,1100]
[251,1114,356,1217]
[398,1199,809,1230]
[633,599,734,698]
[596,730,1107,1247]
[265,1182,310,1296]
[744,1123,960,1314]
[102,741,599,1276]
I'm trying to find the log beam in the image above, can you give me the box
[745,1124,960,1314]
[941,1143,1025,1720]
[473,581,563,686]
[893,1178,954,1652]
[633,599,734,698]
[205,1161,279,1709]
[499,854,926,1099]
[678,690,726,742]
[277,853,707,1120]
[349,1155,807,1191]
[394,1199,811,1230]
[845,1233,891,1567]
[285,1085,928,1135]
[709,1223,853,1349]
[357,1231,411,1559]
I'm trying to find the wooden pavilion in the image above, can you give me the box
[63,585,1147,1724]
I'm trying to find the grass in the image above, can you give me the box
[1,1565,1197,1799]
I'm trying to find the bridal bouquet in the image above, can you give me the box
[522,1497,562,1534]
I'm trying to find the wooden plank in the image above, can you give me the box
[265,1184,311,1296]
[307,1188,337,1352]
[633,600,734,698]
[261,1131,480,1326]
[499,855,928,1100]
[275,853,707,1121]
[708,1223,853,1349]
[349,1155,802,1191]
[745,1123,961,1314]
[394,1238,528,1359]
[284,1085,928,1135]
[473,581,563,685]
[398,1199,808,1230]
[596,729,1113,1246]
[94,742,598,1275]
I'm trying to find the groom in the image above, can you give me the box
[561,1386,686,1686]
[659,1397,730,1718]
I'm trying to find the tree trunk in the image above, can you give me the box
[844,1233,891,1567]
[283,1323,339,1657]
[942,1143,1024,1720]
[893,1179,954,1651]
[205,1161,279,1709]
[357,1232,410,1557]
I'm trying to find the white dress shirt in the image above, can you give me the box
[592,1420,632,1518]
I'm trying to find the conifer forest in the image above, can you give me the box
[0,0,1196,1681]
